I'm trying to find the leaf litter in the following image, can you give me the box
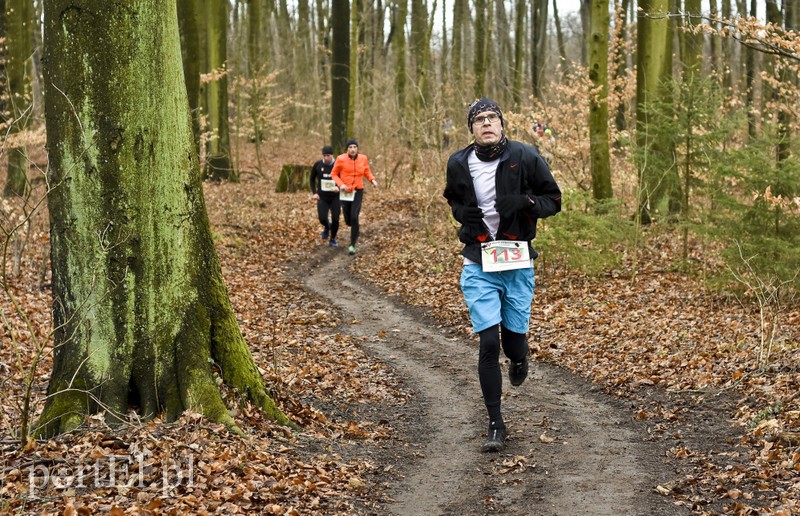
[1,161,798,514]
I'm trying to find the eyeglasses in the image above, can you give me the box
[473,113,500,125]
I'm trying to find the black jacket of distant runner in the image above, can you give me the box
[310,158,337,199]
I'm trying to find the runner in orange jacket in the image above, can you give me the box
[331,139,378,255]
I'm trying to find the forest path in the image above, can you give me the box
[304,247,683,515]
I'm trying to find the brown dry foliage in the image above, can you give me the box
[0,128,798,513]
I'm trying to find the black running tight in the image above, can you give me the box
[341,189,364,247]
[478,324,529,421]
[317,195,340,239]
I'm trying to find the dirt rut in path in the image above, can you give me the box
[305,248,683,515]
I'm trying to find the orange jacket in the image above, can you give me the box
[331,153,375,191]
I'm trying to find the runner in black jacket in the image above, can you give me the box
[310,146,340,247]
[443,98,561,452]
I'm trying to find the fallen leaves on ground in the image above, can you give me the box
[1,175,407,514]
[2,156,798,514]
[358,192,799,514]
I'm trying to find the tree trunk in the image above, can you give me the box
[684,0,702,79]
[39,0,292,437]
[552,0,568,78]
[411,0,430,111]
[735,0,746,90]
[579,0,590,66]
[316,0,330,91]
[276,164,312,192]
[276,0,291,49]
[612,0,629,132]
[530,0,548,98]
[177,0,201,144]
[247,0,263,76]
[474,0,488,96]
[204,0,235,180]
[452,0,466,87]
[297,0,311,61]
[744,0,756,139]
[31,0,44,123]
[708,0,719,79]
[440,0,448,85]
[636,0,677,223]
[512,0,525,108]
[347,0,359,137]
[493,0,512,106]
[681,0,702,259]
[765,0,789,163]
[245,0,265,151]
[229,0,242,175]
[373,0,385,74]
[589,0,613,201]
[392,0,408,117]
[331,0,349,150]
[763,0,780,115]
[3,0,34,198]
[0,0,6,134]
[721,0,733,90]
[780,0,795,163]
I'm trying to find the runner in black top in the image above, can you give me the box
[310,146,341,247]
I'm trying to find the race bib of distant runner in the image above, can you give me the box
[481,241,531,272]
[339,189,356,201]
[321,179,336,192]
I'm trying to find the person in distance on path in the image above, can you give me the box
[443,98,562,452]
[331,139,378,256]
[310,145,341,247]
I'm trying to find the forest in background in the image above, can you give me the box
[0,0,798,513]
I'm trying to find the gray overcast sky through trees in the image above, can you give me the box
[429,0,766,32]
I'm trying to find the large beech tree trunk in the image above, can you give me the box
[39,0,292,437]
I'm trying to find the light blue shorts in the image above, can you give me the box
[459,264,535,334]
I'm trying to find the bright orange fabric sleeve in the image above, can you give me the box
[331,154,346,189]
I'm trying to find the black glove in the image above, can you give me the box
[460,206,484,225]
[495,195,531,218]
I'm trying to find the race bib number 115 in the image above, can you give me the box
[481,241,531,272]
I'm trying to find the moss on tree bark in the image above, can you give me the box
[37,0,293,438]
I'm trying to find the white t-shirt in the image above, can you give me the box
[464,150,500,265]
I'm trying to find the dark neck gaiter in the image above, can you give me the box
[474,135,508,162]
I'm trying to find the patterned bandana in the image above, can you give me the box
[467,97,504,132]
[474,135,508,162]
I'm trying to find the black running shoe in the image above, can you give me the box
[509,356,529,387]
[481,421,506,452]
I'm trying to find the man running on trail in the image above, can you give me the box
[331,139,378,256]
[310,145,340,247]
[443,98,562,452]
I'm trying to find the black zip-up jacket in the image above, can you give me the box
[310,158,336,197]
[443,140,562,264]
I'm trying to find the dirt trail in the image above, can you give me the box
[305,248,684,515]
